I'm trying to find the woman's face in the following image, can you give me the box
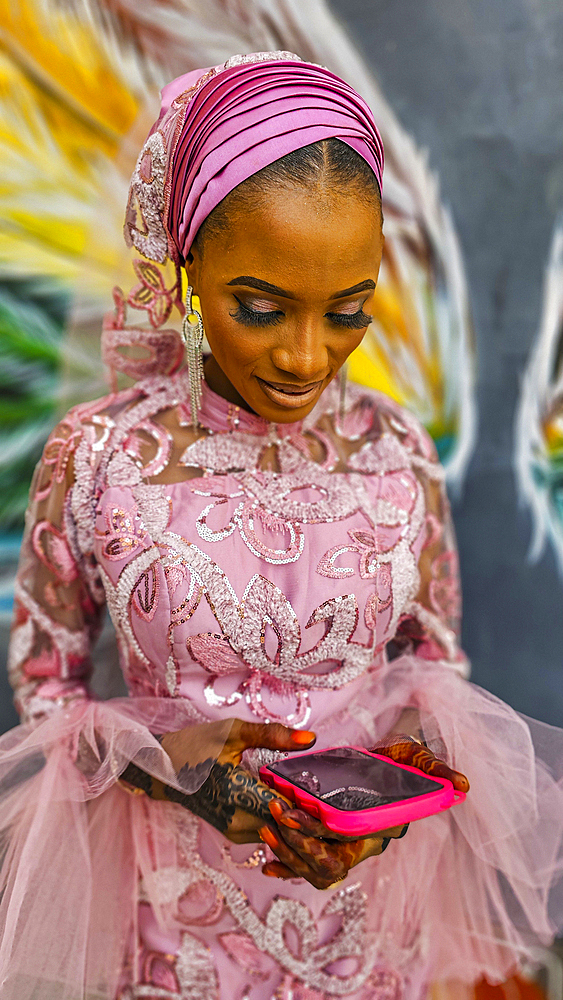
[186,183,384,423]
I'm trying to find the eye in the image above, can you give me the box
[325,309,373,330]
[230,296,284,327]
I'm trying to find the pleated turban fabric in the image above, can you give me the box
[124,51,384,266]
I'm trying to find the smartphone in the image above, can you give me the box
[259,745,465,837]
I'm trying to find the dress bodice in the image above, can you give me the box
[8,368,464,725]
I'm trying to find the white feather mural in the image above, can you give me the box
[516,219,563,572]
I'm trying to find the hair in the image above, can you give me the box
[192,137,382,256]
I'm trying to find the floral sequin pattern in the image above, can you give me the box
[273,967,404,1000]
[168,544,371,726]
[193,488,305,565]
[124,131,169,264]
[32,521,79,589]
[119,933,219,999]
[33,416,83,502]
[119,805,407,1000]
[144,813,388,999]
[95,505,148,562]
[82,375,461,715]
[316,469,424,652]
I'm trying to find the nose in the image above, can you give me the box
[270,321,329,384]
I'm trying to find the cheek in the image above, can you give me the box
[332,329,367,365]
[202,307,263,371]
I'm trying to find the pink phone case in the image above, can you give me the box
[259,745,466,836]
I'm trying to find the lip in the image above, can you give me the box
[256,376,323,409]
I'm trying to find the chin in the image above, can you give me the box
[267,405,316,424]
[251,393,322,424]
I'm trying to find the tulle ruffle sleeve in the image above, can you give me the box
[0,398,233,999]
[360,414,563,986]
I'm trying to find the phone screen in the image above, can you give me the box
[270,748,443,811]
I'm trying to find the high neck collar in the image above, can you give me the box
[194,374,306,437]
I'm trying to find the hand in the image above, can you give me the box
[259,735,468,888]
[120,719,316,844]
[371,734,470,793]
[260,800,408,889]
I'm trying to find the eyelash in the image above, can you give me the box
[230,299,283,327]
[230,298,373,330]
[326,310,373,330]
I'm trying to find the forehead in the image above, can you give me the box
[205,185,383,297]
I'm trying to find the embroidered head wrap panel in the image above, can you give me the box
[124,51,384,269]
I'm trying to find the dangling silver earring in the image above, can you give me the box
[338,362,348,431]
[181,286,204,428]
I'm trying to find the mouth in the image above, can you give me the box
[256,376,324,409]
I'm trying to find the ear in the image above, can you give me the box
[184,245,202,294]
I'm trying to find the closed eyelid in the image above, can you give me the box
[237,296,368,312]
[328,299,365,315]
[239,296,284,313]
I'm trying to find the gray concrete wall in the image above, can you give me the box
[329,0,563,724]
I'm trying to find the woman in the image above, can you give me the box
[2,52,562,1000]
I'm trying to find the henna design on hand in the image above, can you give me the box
[120,759,277,834]
[372,736,469,792]
[260,822,386,890]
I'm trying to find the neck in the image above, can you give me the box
[203,355,256,413]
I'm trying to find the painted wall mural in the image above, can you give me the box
[517,220,563,576]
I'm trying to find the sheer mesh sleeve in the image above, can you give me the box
[6,389,232,795]
[388,424,469,677]
[8,411,106,724]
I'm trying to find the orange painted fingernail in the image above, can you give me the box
[280,814,301,830]
[268,801,301,829]
[259,826,278,849]
[291,730,316,745]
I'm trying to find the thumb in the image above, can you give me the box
[374,738,470,793]
[235,721,316,753]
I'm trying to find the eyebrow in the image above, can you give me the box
[331,279,376,298]
[226,276,376,300]
[226,276,295,299]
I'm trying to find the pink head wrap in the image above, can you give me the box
[125,51,384,268]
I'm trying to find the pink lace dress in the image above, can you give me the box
[3,371,563,1000]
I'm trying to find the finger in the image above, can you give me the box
[275,819,397,870]
[270,802,407,842]
[275,821,355,862]
[375,740,470,793]
[233,721,316,753]
[271,822,371,882]
[269,801,336,839]
[269,800,304,830]
[376,823,410,839]
[259,825,344,889]
[273,809,357,841]
[269,800,365,842]
[262,860,299,880]
[423,760,470,793]
[260,825,322,882]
